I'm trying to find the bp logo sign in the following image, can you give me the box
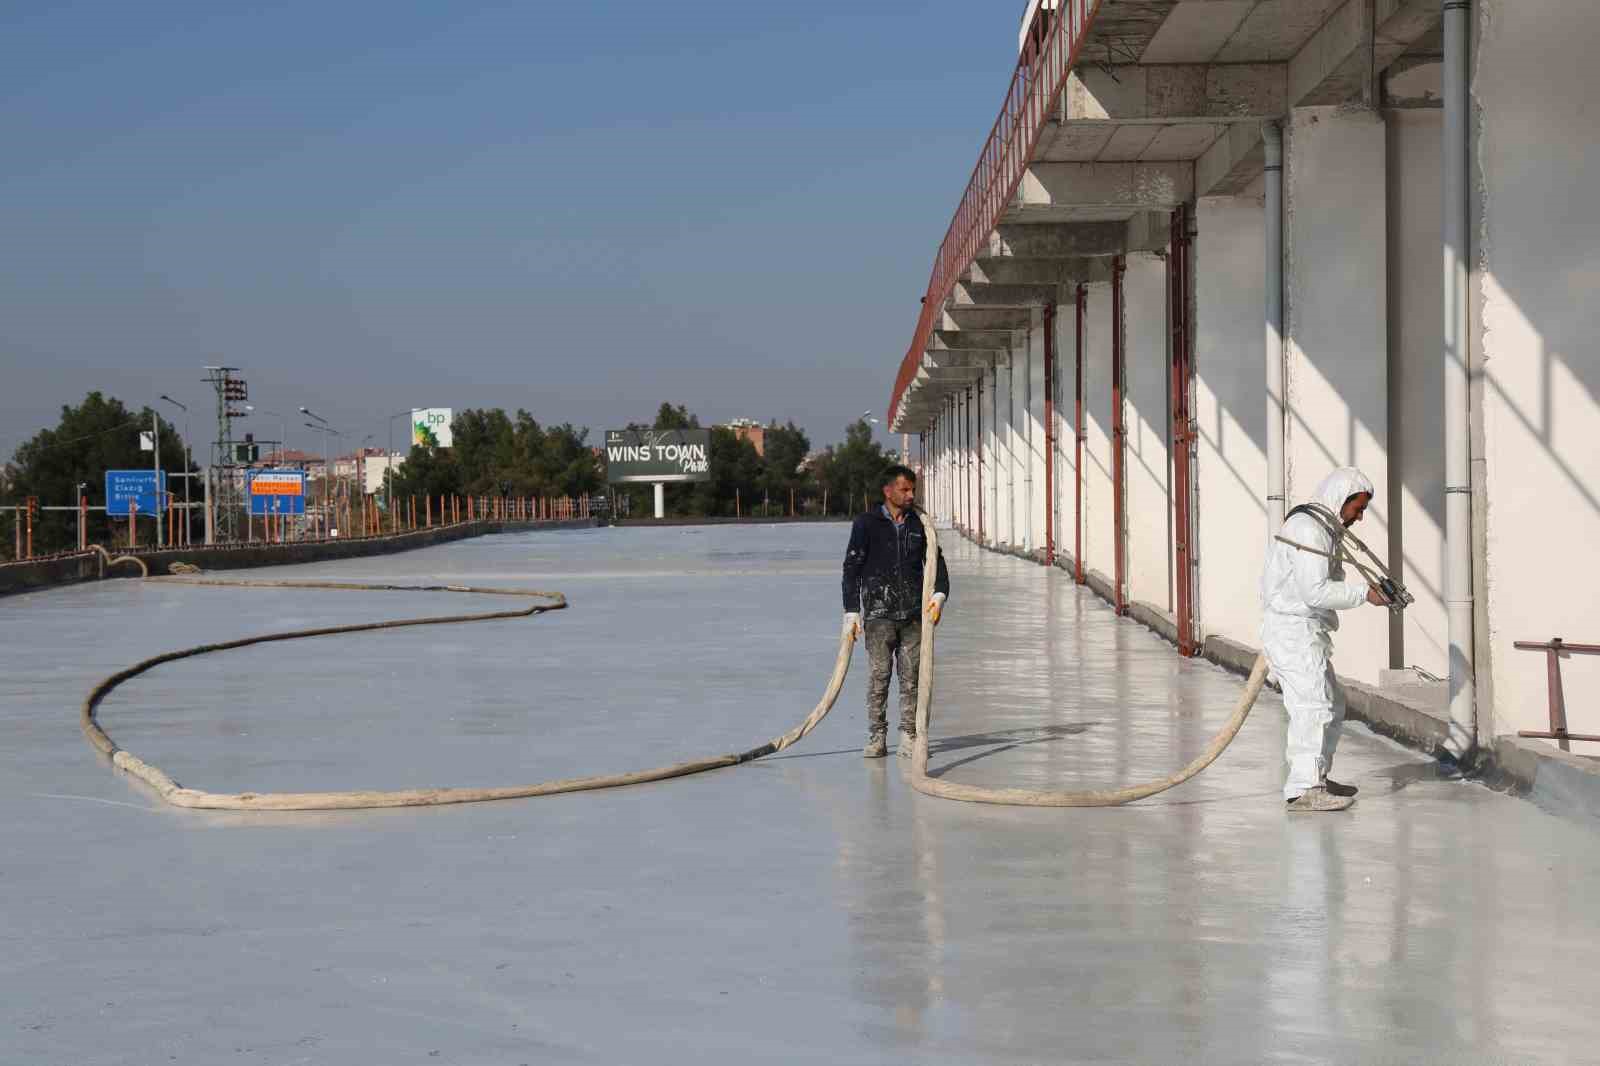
[411,408,453,448]
[604,429,712,483]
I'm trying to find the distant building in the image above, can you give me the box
[720,418,765,457]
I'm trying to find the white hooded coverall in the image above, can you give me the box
[1259,468,1375,800]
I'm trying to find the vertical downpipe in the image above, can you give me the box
[1443,0,1476,758]
[1043,302,1056,565]
[1075,283,1086,585]
[1264,122,1287,532]
[1112,255,1127,615]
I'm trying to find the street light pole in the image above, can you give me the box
[385,408,411,532]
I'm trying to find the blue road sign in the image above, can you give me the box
[247,469,307,516]
[105,470,167,517]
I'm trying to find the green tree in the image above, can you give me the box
[815,419,890,515]
[759,420,811,515]
[3,392,194,556]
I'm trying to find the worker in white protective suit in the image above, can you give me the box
[1260,467,1391,812]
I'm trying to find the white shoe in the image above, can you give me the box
[1286,786,1355,812]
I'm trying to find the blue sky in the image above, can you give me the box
[0,1,1022,458]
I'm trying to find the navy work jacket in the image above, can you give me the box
[841,506,951,622]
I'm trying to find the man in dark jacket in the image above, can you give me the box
[842,464,950,759]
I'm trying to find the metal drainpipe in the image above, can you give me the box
[1075,283,1086,585]
[1043,302,1056,565]
[1443,0,1476,757]
[1112,255,1127,615]
[1006,353,1016,546]
[1264,121,1287,532]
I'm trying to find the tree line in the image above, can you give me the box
[3,393,901,556]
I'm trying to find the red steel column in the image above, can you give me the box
[1169,204,1196,655]
[1043,302,1056,565]
[1111,255,1127,615]
[1074,283,1086,586]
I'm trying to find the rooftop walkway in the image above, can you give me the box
[2,524,1594,1063]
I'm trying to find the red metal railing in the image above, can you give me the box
[889,0,1104,424]
[1515,638,1600,749]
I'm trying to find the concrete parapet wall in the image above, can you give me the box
[0,520,595,599]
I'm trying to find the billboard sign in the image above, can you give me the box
[411,408,453,448]
[247,469,307,516]
[105,470,167,516]
[604,429,712,484]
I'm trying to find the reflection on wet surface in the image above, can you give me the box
[2,523,1598,1064]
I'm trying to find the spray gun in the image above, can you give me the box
[1277,503,1414,615]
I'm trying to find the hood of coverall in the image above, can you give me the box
[1310,467,1375,521]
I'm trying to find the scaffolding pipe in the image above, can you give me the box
[1443,0,1476,757]
[1112,255,1127,615]
[1264,121,1287,532]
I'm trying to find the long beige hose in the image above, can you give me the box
[904,517,1270,806]
[81,578,855,811]
[82,520,1264,811]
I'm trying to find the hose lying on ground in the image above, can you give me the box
[81,577,856,811]
[904,517,1272,806]
[82,524,1266,811]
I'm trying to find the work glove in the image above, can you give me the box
[843,611,862,642]
[926,592,946,625]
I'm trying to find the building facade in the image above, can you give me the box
[892,0,1599,758]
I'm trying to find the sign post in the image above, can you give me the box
[247,470,306,543]
[604,429,712,520]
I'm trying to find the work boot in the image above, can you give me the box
[1286,786,1355,812]
[863,734,887,759]
[1323,778,1358,797]
[897,730,916,760]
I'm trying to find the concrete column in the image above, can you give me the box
[1082,282,1114,582]
[1285,105,1390,683]
[1123,252,1173,610]
[1193,193,1267,650]
[653,482,665,519]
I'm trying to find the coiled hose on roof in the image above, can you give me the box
[80,518,1265,811]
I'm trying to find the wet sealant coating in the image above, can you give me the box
[3,523,1597,1063]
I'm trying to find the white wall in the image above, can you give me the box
[1082,281,1115,581]
[1123,252,1172,609]
[1386,108,1448,679]
[1193,193,1268,650]
[1285,105,1391,684]
[1475,0,1600,745]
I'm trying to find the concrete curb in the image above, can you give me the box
[952,525,1600,823]
[0,519,597,599]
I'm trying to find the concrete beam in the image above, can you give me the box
[923,351,997,370]
[932,329,1015,351]
[985,216,1167,260]
[1195,120,1266,197]
[940,306,1033,332]
[1289,0,1439,107]
[966,257,1111,286]
[1065,63,1287,122]
[1016,162,1193,211]
[949,281,1061,308]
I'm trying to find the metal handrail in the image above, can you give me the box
[888,0,1103,425]
[1514,638,1600,750]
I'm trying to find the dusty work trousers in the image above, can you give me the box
[864,617,922,739]
[1261,613,1346,800]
